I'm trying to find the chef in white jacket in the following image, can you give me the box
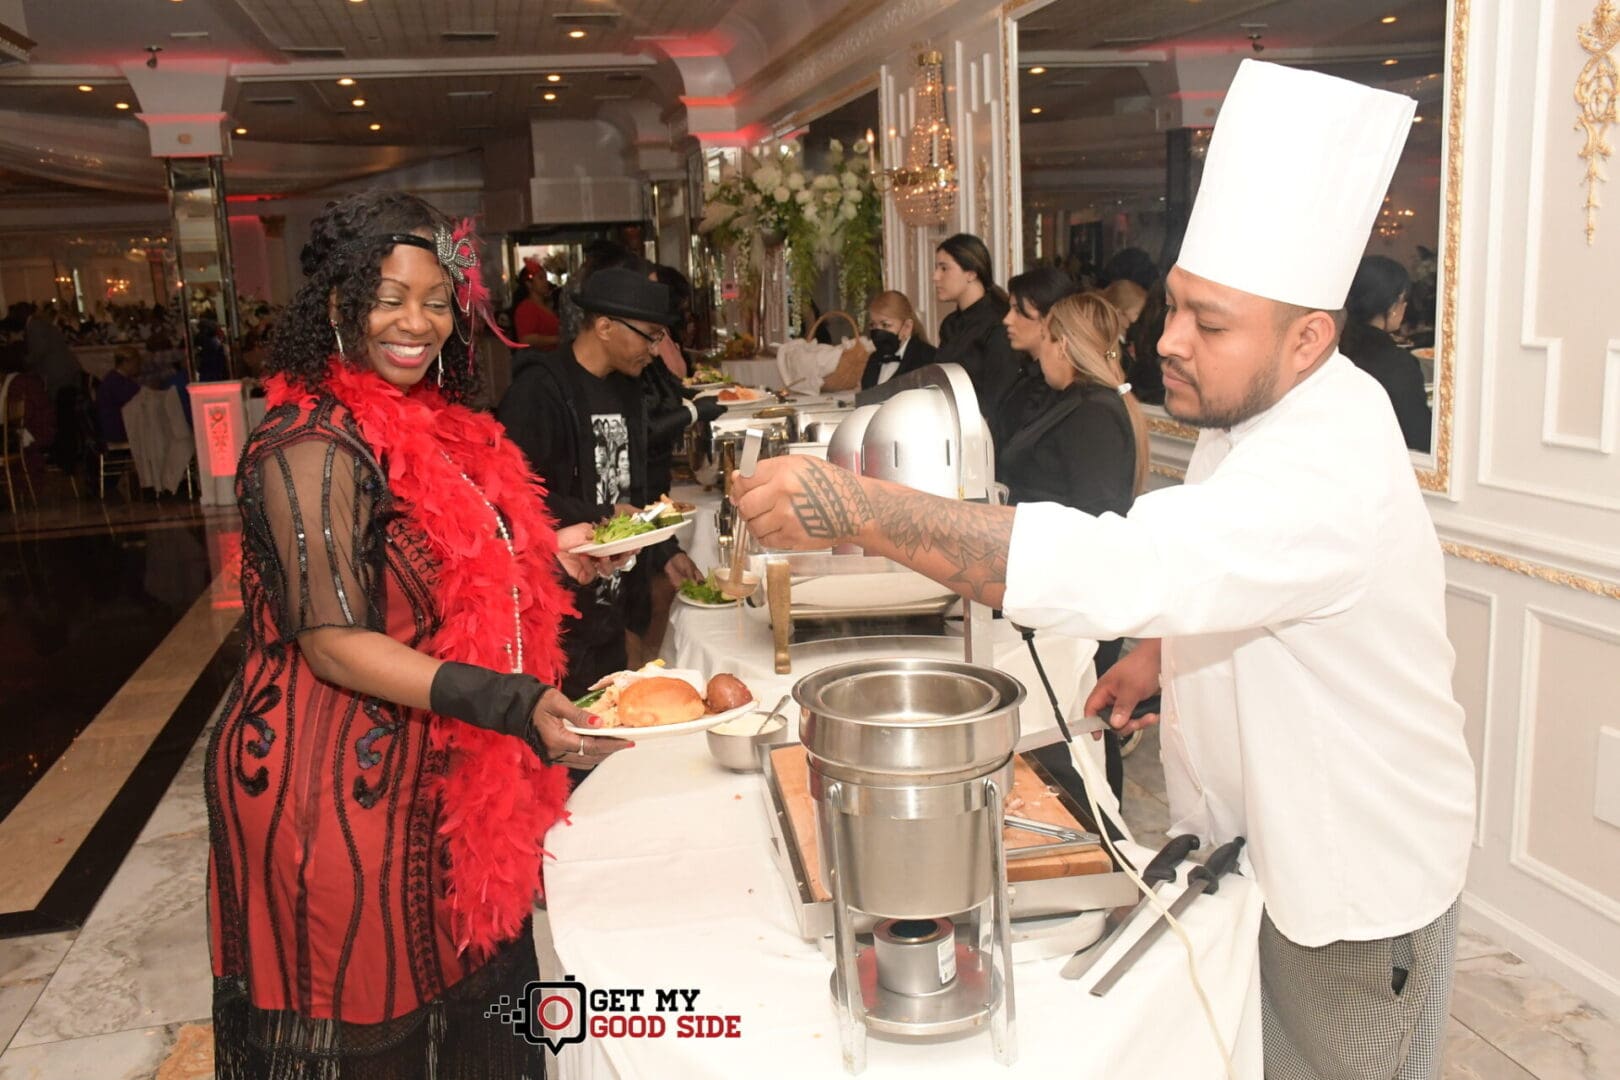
[732,60,1475,1080]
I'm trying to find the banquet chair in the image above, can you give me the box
[98,441,136,500]
[1,373,38,515]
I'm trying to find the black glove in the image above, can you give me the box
[694,397,728,423]
[430,661,553,762]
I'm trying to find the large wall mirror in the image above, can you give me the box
[1006,0,1464,491]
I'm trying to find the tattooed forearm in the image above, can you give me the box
[862,482,1014,607]
[789,460,875,541]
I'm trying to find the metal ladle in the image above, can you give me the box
[715,429,764,599]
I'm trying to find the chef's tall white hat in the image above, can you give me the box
[1177,60,1417,311]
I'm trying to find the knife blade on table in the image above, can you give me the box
[1060,833,1198,980]
[1088,836,1246,997]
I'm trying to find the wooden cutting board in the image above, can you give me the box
[768,746,1112,904]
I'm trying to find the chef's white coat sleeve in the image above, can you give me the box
[1003,445,1377,640]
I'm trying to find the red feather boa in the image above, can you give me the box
[266,361,575,959]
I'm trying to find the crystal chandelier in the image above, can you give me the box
[875,51,958,227]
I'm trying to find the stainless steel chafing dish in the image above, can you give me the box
[753,364,1000,672]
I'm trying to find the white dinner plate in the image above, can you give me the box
[564,698,756,741]
[675,590,739,609]
[568,515,693,557]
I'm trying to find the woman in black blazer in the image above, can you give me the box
[933,233,1019,426]
[1340,255,1431,452]
[999,290,1149,804]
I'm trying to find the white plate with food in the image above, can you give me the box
[567,497,697,557]
[695,385,772,404]
[564,665,756,740]
[675,576,740,608]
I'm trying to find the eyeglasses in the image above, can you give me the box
[611,317,666,346]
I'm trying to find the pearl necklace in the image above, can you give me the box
[444,453,523,674]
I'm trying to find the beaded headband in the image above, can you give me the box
[363,220,522,370]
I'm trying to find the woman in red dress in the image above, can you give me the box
[512,260,561,350]
[206,192,630,1078]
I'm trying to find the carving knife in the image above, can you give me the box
[1088,836,1246,997]
[1060,833,1198,980]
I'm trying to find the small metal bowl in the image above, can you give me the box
[706,712,793,772]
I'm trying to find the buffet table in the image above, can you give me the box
[540,733,1264,1078]
[535,484,1265,1078]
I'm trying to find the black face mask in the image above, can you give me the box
[868,328,901,359]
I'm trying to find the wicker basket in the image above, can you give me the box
[810,311,869,393]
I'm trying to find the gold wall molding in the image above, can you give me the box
[1442,541,1620,601]
[1147,415,1200,441]
[1576,1,1620,245]
[1149,461,1187,482]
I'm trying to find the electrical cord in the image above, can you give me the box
[1020,629,1239,1080]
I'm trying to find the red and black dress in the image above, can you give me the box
[206,362,574,1078]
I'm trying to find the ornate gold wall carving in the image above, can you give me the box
[1443,541,1620,601]
[1576,1,1620,245]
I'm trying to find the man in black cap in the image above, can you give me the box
[498,267,703,697]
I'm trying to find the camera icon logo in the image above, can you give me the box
[492,977,588,1053]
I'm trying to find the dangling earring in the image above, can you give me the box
[330,322,345,356]
[436,353,444,387]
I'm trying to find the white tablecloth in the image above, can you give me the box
[540,734,1264,1078]
[720,356,783,389]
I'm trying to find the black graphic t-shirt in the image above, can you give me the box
[578,369,635,615]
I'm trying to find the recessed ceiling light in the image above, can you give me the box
[337,77,356,86]
[1030,106,1043,115]
[234,126,247,135]
[77,84,93,92]
[543,91,558,101]
[567,29,587,39]
[1028,66,1046,75]
[1413,115,1424,123]
[115,101,130,110]
[546,73,562,82]
[369,122,382,131]
[1382,58,1398,66]
[1381,15,1398,24]
[351,97,366,106]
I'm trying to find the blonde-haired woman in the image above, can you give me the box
[999,289,1148,804]
[997,290,1147,513]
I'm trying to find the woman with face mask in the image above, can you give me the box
[862,289,936,389]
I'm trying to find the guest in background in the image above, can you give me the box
[23,301,84,472]
[1000,291,1149,803]
[1100,279,1148,328]
[1097,246,1159,292]
[195,320,229,381]
[934,233,1019,425]
[94,348,142,446]
[863,290,935,390]
[513,259,561,350]
[1125,282,1170,406]
[1340,255,1431,452]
